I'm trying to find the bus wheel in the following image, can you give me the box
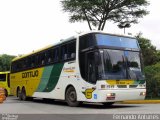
[65,86,80,107]
[17,88,22,100]
[4,89,8,97]
[21,88,27,101]
[102,102,114,107]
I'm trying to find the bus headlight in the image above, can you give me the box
[139,84,146,88]
[140,92,146,96]
[106,93,116,100]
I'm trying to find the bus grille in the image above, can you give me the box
[117,85,127,88]
[129,85,138,88]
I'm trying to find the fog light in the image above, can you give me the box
[140,92,146,96]
[106,93,116,100]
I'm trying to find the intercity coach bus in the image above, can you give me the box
[10,31,146,107]
[0,71,10,97]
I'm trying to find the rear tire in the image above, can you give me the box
[17,88,22,100]
[65,86,80,107]
[21,88,27,101]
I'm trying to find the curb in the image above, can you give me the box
[121,100,160,104]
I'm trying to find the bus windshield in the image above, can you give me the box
[98,49,144,80]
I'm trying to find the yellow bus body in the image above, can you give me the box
[0,71,10,96]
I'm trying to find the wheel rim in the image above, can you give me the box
[68,91,76,102]
[17,89,22,100]
[22,89,26,100]
[17,89,20,97]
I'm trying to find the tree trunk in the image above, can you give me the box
[83,9,92,30]
[101,20,106,30]
[98,21,103,30]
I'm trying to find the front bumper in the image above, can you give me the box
[86,88,146,103]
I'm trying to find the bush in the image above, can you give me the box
[144,63,160,98]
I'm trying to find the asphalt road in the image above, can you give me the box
[1,96,160,120]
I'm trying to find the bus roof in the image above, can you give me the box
[12,31,135,62]
[78,31,135,39]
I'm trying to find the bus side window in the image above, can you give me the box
[71,53,76,59]
[68,41,76,60]
[38,52,46,66]
[53,47,59,63]
[31,56,36,67]
[0,74,6,82]
[61,44,68,61]
[26,57,31,68]
[47,49,54,64]
[41,55,45,65]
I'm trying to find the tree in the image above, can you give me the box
[136,33,159,66]
[61,0,149,30]
[0,54,16,71]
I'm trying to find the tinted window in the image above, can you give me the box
[79,33,139,51]
[11,40,76,73]
[86,52,97,84]
[79,51,100,84]
[0,74,6,81]
[96,34,139,49]
[46,49,54,64]
[68,41,76,59]
[61,40,76,61]
[79,34,96,51]
[126,51,144,80]
[53,47,59,62]
[61,44,68,61]
[101,49,127,79]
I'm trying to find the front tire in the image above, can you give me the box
[65,86,80,107]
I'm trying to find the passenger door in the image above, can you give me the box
[85,51,97,84]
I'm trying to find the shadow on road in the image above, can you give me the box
[5,96,140,109]
[32,98,139,109]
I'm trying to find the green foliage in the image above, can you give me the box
[144,63,160,98]
[0,54,16,71]
[136,34,160,98]
[136,35,159,66]
[61,0,149,30]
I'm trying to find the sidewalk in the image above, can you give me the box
[121,100,160,104]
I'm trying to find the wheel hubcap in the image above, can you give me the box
[69,91,76,102]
